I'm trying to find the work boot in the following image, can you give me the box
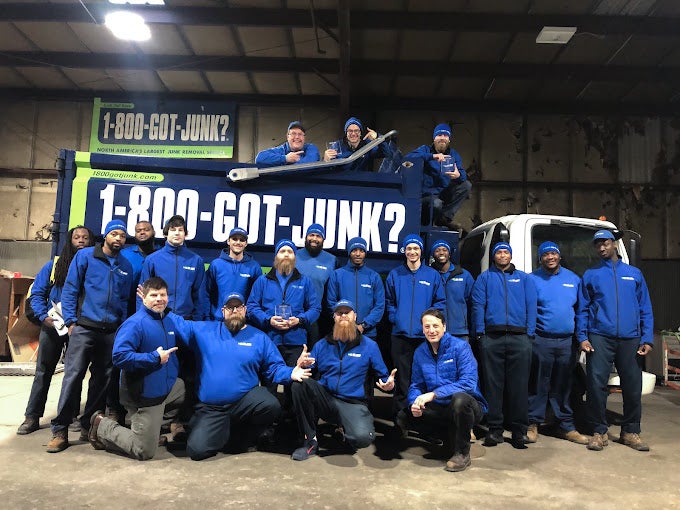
[89,411,106,450]
[291,439,318,461]
[68,417,82,433]
[527,423,539,443]
[46,430,69,453]
[620,432,650,452]
[484,429,504,447]
[587,432,609,451]
[17,416,39,435]
[445,452,471,472]
[470,429,476,442]
[79,428,89,442]
[170,422,188,443]
[558,429,589,445]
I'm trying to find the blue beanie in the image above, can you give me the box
[430,239,451,255]
[433,123,452,139]
[287,121,305,132]
[492,242,512,257]
[593,230,615,242]
[306,223,326,239]
[344,117,364,134]
[104,219,127,236]
[347,237,367,254]
[275,239,296,253]
[403,233,424,251]
[538,241,560,259]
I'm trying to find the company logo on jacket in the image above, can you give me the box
[562,283,574,288]
[116,269,129,276]
[443,358,454,364]
[348,352,361,358]
[239,273,252,278]
[361,283,372,289]
[418,280,431,286]
[621,276,635,281]
[508,278,521,283]
[315,265,328,271]
[238,342,253,347]
[451,277,464,282]
[183,266,196,271]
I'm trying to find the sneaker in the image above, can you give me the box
[445,453,471,472]
[46,430,69,453]
[291,439,318,461]
[620,432,650,452]
[170,422,188,443]
[587,432,609,451]
[89,411,106,450]
[527,424,539,443]
[559,429,589,445]
[17,416,39,435]
[68,418,82,433]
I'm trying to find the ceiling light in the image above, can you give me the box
[536,26,577,44]
[105,11,151,41]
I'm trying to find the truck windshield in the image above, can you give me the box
[530,224,604,276]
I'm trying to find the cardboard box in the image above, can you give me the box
[7,313,40,362]
[0,276,35,357]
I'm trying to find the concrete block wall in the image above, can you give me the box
[1,99,679,259]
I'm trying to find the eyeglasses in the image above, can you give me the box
[223,304,245,313]
[346,129,361,134]
[334,310,353,317]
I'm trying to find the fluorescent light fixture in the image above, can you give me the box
[105,11,151,41]
[108,1,165,5]
[536,26,577,44]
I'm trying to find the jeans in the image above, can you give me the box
[586,334,642,435]
[291,378,375,448]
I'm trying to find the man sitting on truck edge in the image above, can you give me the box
[255,121,320,167]
[322,116,398,172]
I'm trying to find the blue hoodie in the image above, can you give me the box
[385,263,446,339]
[310,331,390,402]
[437,264,475,336]
[326,261,385,338]
[138,242,209,320]
[246,268,321,346]
[296,247,337,306]
[113,306,181,407]
[205,250,262,320]
[471,264,537,337]
[175,320,294,405]
[328,136,398,172]
[405,144,467,195]
[531,266,582,337]
[577,258,654,345]
[61,245,134,330]
[255,142,320,167]
[408,332,488,412]
[28,259,61,322]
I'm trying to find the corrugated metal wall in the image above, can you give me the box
[640,259,680,332]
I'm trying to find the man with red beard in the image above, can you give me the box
[290,300,396,460]
[247,239,321,408]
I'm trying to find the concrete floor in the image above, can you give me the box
[1,373,679,510]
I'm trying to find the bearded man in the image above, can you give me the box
[290,300,396,461]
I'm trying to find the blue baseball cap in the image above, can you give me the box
[333,299,356,313]
[492,242,512,257]
[275,239,296,253]
[306,223,326,239]
[433,123,452,138]
[402,233,424,251]
[347,237,367,253]
[538,241,560,259]
[593,230,615,242]
[288,121,305,132]
[229,227,248,239]
[104,219,127,236]
[223,292,245,306]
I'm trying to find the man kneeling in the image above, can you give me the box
[291,300,396,460]
[88,277,185,460]
[400,308,487,472]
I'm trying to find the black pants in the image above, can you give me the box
[266,344,304,410]
[390,335,423,415]
[402,393,483,455]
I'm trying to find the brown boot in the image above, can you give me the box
[46,430,69,453]
[170,422,187,443]
[527,423,538,443]
[559,429,589,445]
[620,432,650,452]
[587,432,609,451]
[89,411,106,450]
[445,453,471,472]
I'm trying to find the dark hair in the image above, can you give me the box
[421,307,446,324]
[162,215,188,237]
[53,226,95,287]
[141,277,168,295]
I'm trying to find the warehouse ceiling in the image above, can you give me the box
[1,0,680,115]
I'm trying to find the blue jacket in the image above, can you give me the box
[326,262,385,338]
[61,245,134,330]
[310,331,390,402]
[295,248,337,307]
[138,242,209,320]
[113,306,181,408]
[437,264,474,336]
[329,136,398,172]
[408,333,488,413]
[471,264,537,337]
[121,244,156,286]
[29,259,61,322]
[405,144,467,195]
[206,250,262,320]
[176,320,293,405]
[577,258,654,345]
[255,142,320,167]
[531,266,582,337]
[246,268,321,346]
[385,263,446,339]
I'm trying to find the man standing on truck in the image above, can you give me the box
[578,230,654,452]
[296,223,337,345]
[386,233,446,419]
[429,239,474,340]
[528,241,589,445]
[405,123,472,230]
[121,220,157,287]
[47,219,134,453]
[205,227,262,320]
[471,242,536,449]
[255,121,320,167]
